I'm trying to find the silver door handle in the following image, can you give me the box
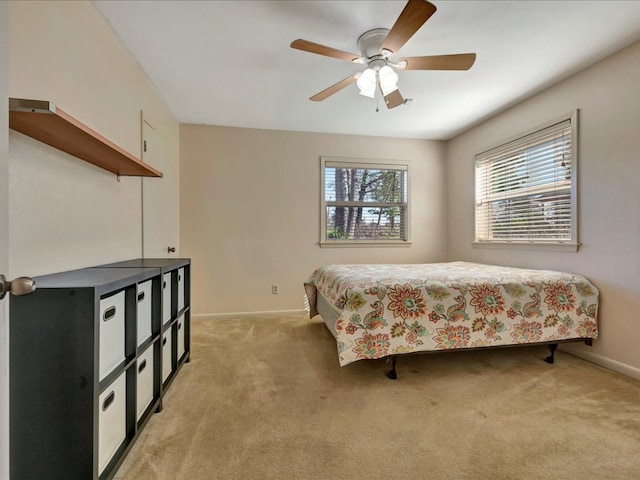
[0,274,36,299]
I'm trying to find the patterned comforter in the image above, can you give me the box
[304,262,599,366]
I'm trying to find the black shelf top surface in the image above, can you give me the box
[32,267,159,292]
[97,258,190,271]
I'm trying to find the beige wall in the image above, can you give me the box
[5,2,180,472]
[8,0,180,276]
[1,3,9,476]
[446,40,640,379]
[180,125,447,315]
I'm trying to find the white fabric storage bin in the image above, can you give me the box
[99,291,125,381]
[136,280,153,347]
[177,267,185,312]
[162,272,172,324]
[98,371,126,475]
[177,313,185,360]
[136,344,154,420]
[162,329,172,383]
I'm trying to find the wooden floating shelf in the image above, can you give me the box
[9,98,162,178]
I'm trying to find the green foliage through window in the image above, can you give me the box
[322,159,408,242]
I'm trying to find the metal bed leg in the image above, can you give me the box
[544,343,558,364]
[387,355,398,380]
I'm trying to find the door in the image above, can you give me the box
[141,117,179,258]
[1,4,10,476]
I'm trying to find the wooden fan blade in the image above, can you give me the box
[384,89,404,109]
[310,74,358,102]
[291,39,362,63]
[400,53,477,70]
[380,0,437,54]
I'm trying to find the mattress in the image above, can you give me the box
[304,262,599,366]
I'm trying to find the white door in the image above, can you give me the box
[1,5,10,476]
[141,118,179,258]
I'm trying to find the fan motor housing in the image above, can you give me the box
[357,28,390,60]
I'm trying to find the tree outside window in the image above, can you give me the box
[321,158,409,244]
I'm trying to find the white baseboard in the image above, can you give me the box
[192,309,308,320]
[562,347,640,381]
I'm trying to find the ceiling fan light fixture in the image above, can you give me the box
[357,67,377,98]
[379,65,399,95]
[290,0,476,107]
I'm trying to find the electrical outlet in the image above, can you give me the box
[271,284,279,294]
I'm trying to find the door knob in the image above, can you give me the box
[0,274,36,299]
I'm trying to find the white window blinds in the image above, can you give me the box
[475,116,576,245]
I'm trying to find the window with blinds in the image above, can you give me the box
[475,113,578,247]
[321,157,409,243]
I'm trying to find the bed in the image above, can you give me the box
[304,262,599,378]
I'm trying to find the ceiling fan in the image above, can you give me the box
[290,0,476,109]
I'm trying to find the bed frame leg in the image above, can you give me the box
[585,338,593,346]
[544,343,558,364]
[387,355,398,380]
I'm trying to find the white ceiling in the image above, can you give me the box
[92,0,640,140]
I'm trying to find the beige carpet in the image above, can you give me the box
[114,315,640,480]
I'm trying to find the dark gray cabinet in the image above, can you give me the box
[10,258,190,480]
[97,258,191,399]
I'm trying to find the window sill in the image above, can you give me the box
[472,241,580,252]
[319,240,412,248]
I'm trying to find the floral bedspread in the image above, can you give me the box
[304,262,599,366]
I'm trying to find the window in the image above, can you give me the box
[320,157,409,245]
[475,111,578,250]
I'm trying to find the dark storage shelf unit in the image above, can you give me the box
[10,258,190,480]
[95,258,191,391]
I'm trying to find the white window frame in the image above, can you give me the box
[320,156,411,247]
[473,111,579,252]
